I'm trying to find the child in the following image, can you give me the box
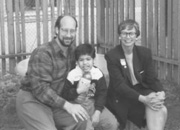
[61,43,118,130]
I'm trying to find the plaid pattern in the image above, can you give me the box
[21,38,76,108]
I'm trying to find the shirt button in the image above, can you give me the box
[115,100,118,103]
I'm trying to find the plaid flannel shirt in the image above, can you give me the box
[21,38,75,108]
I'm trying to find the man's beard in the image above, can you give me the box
[58,37,74,47]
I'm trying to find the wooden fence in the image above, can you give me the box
[0,0,180,85]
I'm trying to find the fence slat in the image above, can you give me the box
[141,0,147,47]
[147,0,153,49]
[84,0,89,43]
[152,0,159,77]
[167,0,173,80]
[178,0,180,84]
[129,0,135,19]
[0,0,6,75]
[15,0,21,62]
[159,0,166,80]
[172,0,179,83]
[57,0,62,16]
[50,0,55,38]
[7,0,16,73]
[90,0,94,45]
[42,0,48,43]
[118,0,124,23]
[105,0,109,48]
[20,0,26,56]
[152,0,158,55]
[78,0,83,44]
[125,0,129,19]
[70,0,75,16]
[35,0,41,47]
[109,0,114,46]
[96,0,105,53]
[114,0,118,46]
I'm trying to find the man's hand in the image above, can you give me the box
[63,101,89,122]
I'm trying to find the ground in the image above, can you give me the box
[0,74,180,130]
[163,80,180,130]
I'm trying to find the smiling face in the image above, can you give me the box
[77,54,94,73]
[56,16,77,47]
[120,27,137,48]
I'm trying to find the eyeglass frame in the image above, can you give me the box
[60,28,76,35]
[120,32,137,38]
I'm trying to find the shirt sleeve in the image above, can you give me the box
[61,79,79,101]
[94,75,107,112]
[25,49,66,108]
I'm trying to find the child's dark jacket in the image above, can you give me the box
[61,66,107,112]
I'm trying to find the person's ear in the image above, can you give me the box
[55,27,59,35]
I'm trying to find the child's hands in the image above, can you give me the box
[91,110,101,127]
[76,78,91,94]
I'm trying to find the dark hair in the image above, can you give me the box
[74,43,96,61]
[54,15,78,29]
[118,19,140,37]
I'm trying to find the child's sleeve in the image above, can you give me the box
[61,79,79,101]
[94,75,107,112]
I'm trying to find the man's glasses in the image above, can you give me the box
[121,32,136,38]
[60,28,76,35]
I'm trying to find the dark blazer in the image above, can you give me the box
[105,44,163,128]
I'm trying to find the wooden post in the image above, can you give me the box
[119,0,124,23]
[42,0,49,43]
[7,0,16,73]
[90,0,94,45]
[15,0,21,62]
[114,0,118,46]
[109,0,114,47]
[172,0,179,83]
[20,0,26,59]
[84,0,89,43]
[166,0,172,80]
[96,0,105,53]
[129,0,135,19]
[50,0,55,38]
[0,0,6,75]
[141,0,147,47]
[105,0,109,50]
[178,0,180,84]
[35,0,41,47]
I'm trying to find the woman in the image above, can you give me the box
[105,19,167,130]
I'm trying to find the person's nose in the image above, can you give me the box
[126,33,131,38]
[83,60,88,65]
[66,30,72,37]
